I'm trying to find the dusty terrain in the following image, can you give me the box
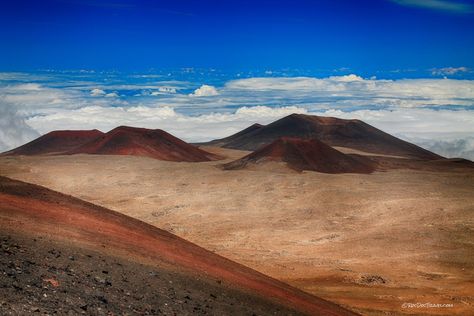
[0,176,353,316]
[0,148,473,315]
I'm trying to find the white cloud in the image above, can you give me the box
[105,92,119,98]
[0,83,91,113]
[190,84,219,97]
[90,88,106,96]
[390,0,474,13]
[319,108,474,159]
[0,104,39,152]
[0,72,52,82]
[418,137,474,160]
[431,66,469,76]
[328,74,364,82]
[150,87,177,95]
[11,83,43,91]
[225,76,474,108]
[159,87,177,93]
[321,108,474,136]
[235,105,307,117]
[80,81,189,92]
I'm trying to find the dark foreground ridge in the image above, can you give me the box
[223,137,376,174]
[0,176,357,316]
[206,114,443,160]
[0,234,302,315]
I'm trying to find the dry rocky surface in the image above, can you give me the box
[1,147,473,315]
[0,233,303,315]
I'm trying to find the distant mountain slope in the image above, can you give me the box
[2,130,104,156]
[67,126,220,162]
[0,176,356,316]
[205,123,264,147]
[223,137,375,174]
[207,114,442,160]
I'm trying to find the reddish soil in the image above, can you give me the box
[368,156,474,173]
[1,130,104,156]
[0,176,357,316]
[206,113,442,160]
[223,137,376,174]
[67,126,220,162]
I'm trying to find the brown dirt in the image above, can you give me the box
[0,147,472,315]
[0,176,355,316]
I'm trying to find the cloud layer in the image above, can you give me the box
[0,105,39,152]
[431,67,470,76]
[390,0,474,13]
[1,72,473,160]
[225,76,474,108]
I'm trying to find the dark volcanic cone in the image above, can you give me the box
[224,137,376,174]
[68,126,220,162]
[2,130,104,156]
[207,114,442,160]
[204,123,264,147]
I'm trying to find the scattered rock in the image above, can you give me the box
[97,296,108,304]
[358,274,387,285]
[43,278,60,288]
[94,276,106,284]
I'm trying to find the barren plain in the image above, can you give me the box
[0,146,473,315]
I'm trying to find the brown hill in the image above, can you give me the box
[204,123,264,147]
[0,176,356,316]
[1,130,104,156]
[68,126,220,162]
[207,114,442,160]
[224,137,375,174]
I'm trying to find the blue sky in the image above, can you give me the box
[1,0,473,76]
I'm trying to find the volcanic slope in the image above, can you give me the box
[207,114,442,160]
[1,130,104,156]
[68,126,219,162]
[223,137,375,174]
[204,123,264,147]
[0,176,356,316]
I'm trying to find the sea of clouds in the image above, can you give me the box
[1,71,473,159]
